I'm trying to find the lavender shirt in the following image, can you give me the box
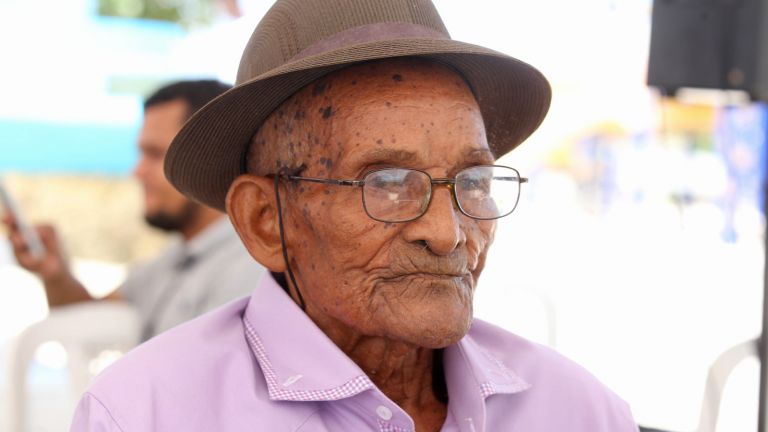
[71,275,638,431]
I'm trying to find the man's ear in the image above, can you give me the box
[226,174,286,272]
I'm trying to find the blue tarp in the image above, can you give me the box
[0,120,137,174]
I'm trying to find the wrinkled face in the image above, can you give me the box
[133,99,199,231]
[278,60,497,348]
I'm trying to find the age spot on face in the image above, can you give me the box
[313,81,328,96]
[318,157,333,170]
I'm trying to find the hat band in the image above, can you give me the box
[292,22,448,61]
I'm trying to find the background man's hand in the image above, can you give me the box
[4,215,68,281]
[2,214,94,306]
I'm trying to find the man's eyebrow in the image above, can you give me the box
[346,147,494,173]
[463,148,495,161]
[351,148,420,166]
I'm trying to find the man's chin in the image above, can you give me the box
[144,202,200,232]
[144,213,183,232]
[383,307,473,349]
[368,278,475,348]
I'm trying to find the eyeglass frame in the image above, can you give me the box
[279,164,528,223]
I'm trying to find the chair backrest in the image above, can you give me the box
[6,301,140,432]
[695,338,758,432]
[637,338,758,432]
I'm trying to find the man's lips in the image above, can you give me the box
[386,272,471,281]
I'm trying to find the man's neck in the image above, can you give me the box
[312,314,448,431]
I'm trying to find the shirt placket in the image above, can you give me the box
[356,390,415,432]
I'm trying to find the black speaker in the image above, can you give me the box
[648,0,768,101]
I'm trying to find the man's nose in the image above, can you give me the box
[402,185,465,256]
[132,157,147,180]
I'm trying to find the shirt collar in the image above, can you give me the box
[242,275,530,405]
[445,332,531,398]
[442,325,531,431]
[242,275,374,401]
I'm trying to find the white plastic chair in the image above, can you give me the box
[6,301,140,432]
[695,338,758,432]
[639,338,759,432]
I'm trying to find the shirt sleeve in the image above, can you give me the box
[70,393,125,432]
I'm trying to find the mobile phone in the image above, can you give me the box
[0,179,45,261]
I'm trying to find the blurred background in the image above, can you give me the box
[0,0,763,431]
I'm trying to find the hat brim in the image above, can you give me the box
[165,37,551,211]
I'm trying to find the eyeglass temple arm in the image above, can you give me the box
[493,176,528,183]
[285,175,363,187]
[287,175,528,185]
[431,177,528,183]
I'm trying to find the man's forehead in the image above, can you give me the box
[301,60,490,171]
[322,59,474,101]
[344,147,494,165]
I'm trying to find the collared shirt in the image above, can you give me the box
[71,275,638,431]
[120,217,264,340]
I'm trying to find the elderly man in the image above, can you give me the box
[5,80,264,341]
[71,1,638,431]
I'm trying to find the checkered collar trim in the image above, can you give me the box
[242,275,375,402]
[243,317,374,401]
[446,328,532,398]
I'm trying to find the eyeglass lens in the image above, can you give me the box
[361,166,522,222]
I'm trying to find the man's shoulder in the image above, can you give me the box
[95,296,249,380]
[470,319,606,385]
[83,297,255,422]
[468,319,637,429]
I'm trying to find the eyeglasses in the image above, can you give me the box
[283,165,527,223]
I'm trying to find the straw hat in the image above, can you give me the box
[164,0,551,211]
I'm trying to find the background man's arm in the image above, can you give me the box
[3,215,122,306]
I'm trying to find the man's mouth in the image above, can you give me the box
[387,272,471,282]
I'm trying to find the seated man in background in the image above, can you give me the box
[3,80,264,341]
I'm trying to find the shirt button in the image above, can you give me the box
[376,405,393,421]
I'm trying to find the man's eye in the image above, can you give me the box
[462,177,493,195]
[461,177,482,189]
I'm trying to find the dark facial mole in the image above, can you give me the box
[313,81,328,96]
[318,157,333,170]
[392,74,403,82]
